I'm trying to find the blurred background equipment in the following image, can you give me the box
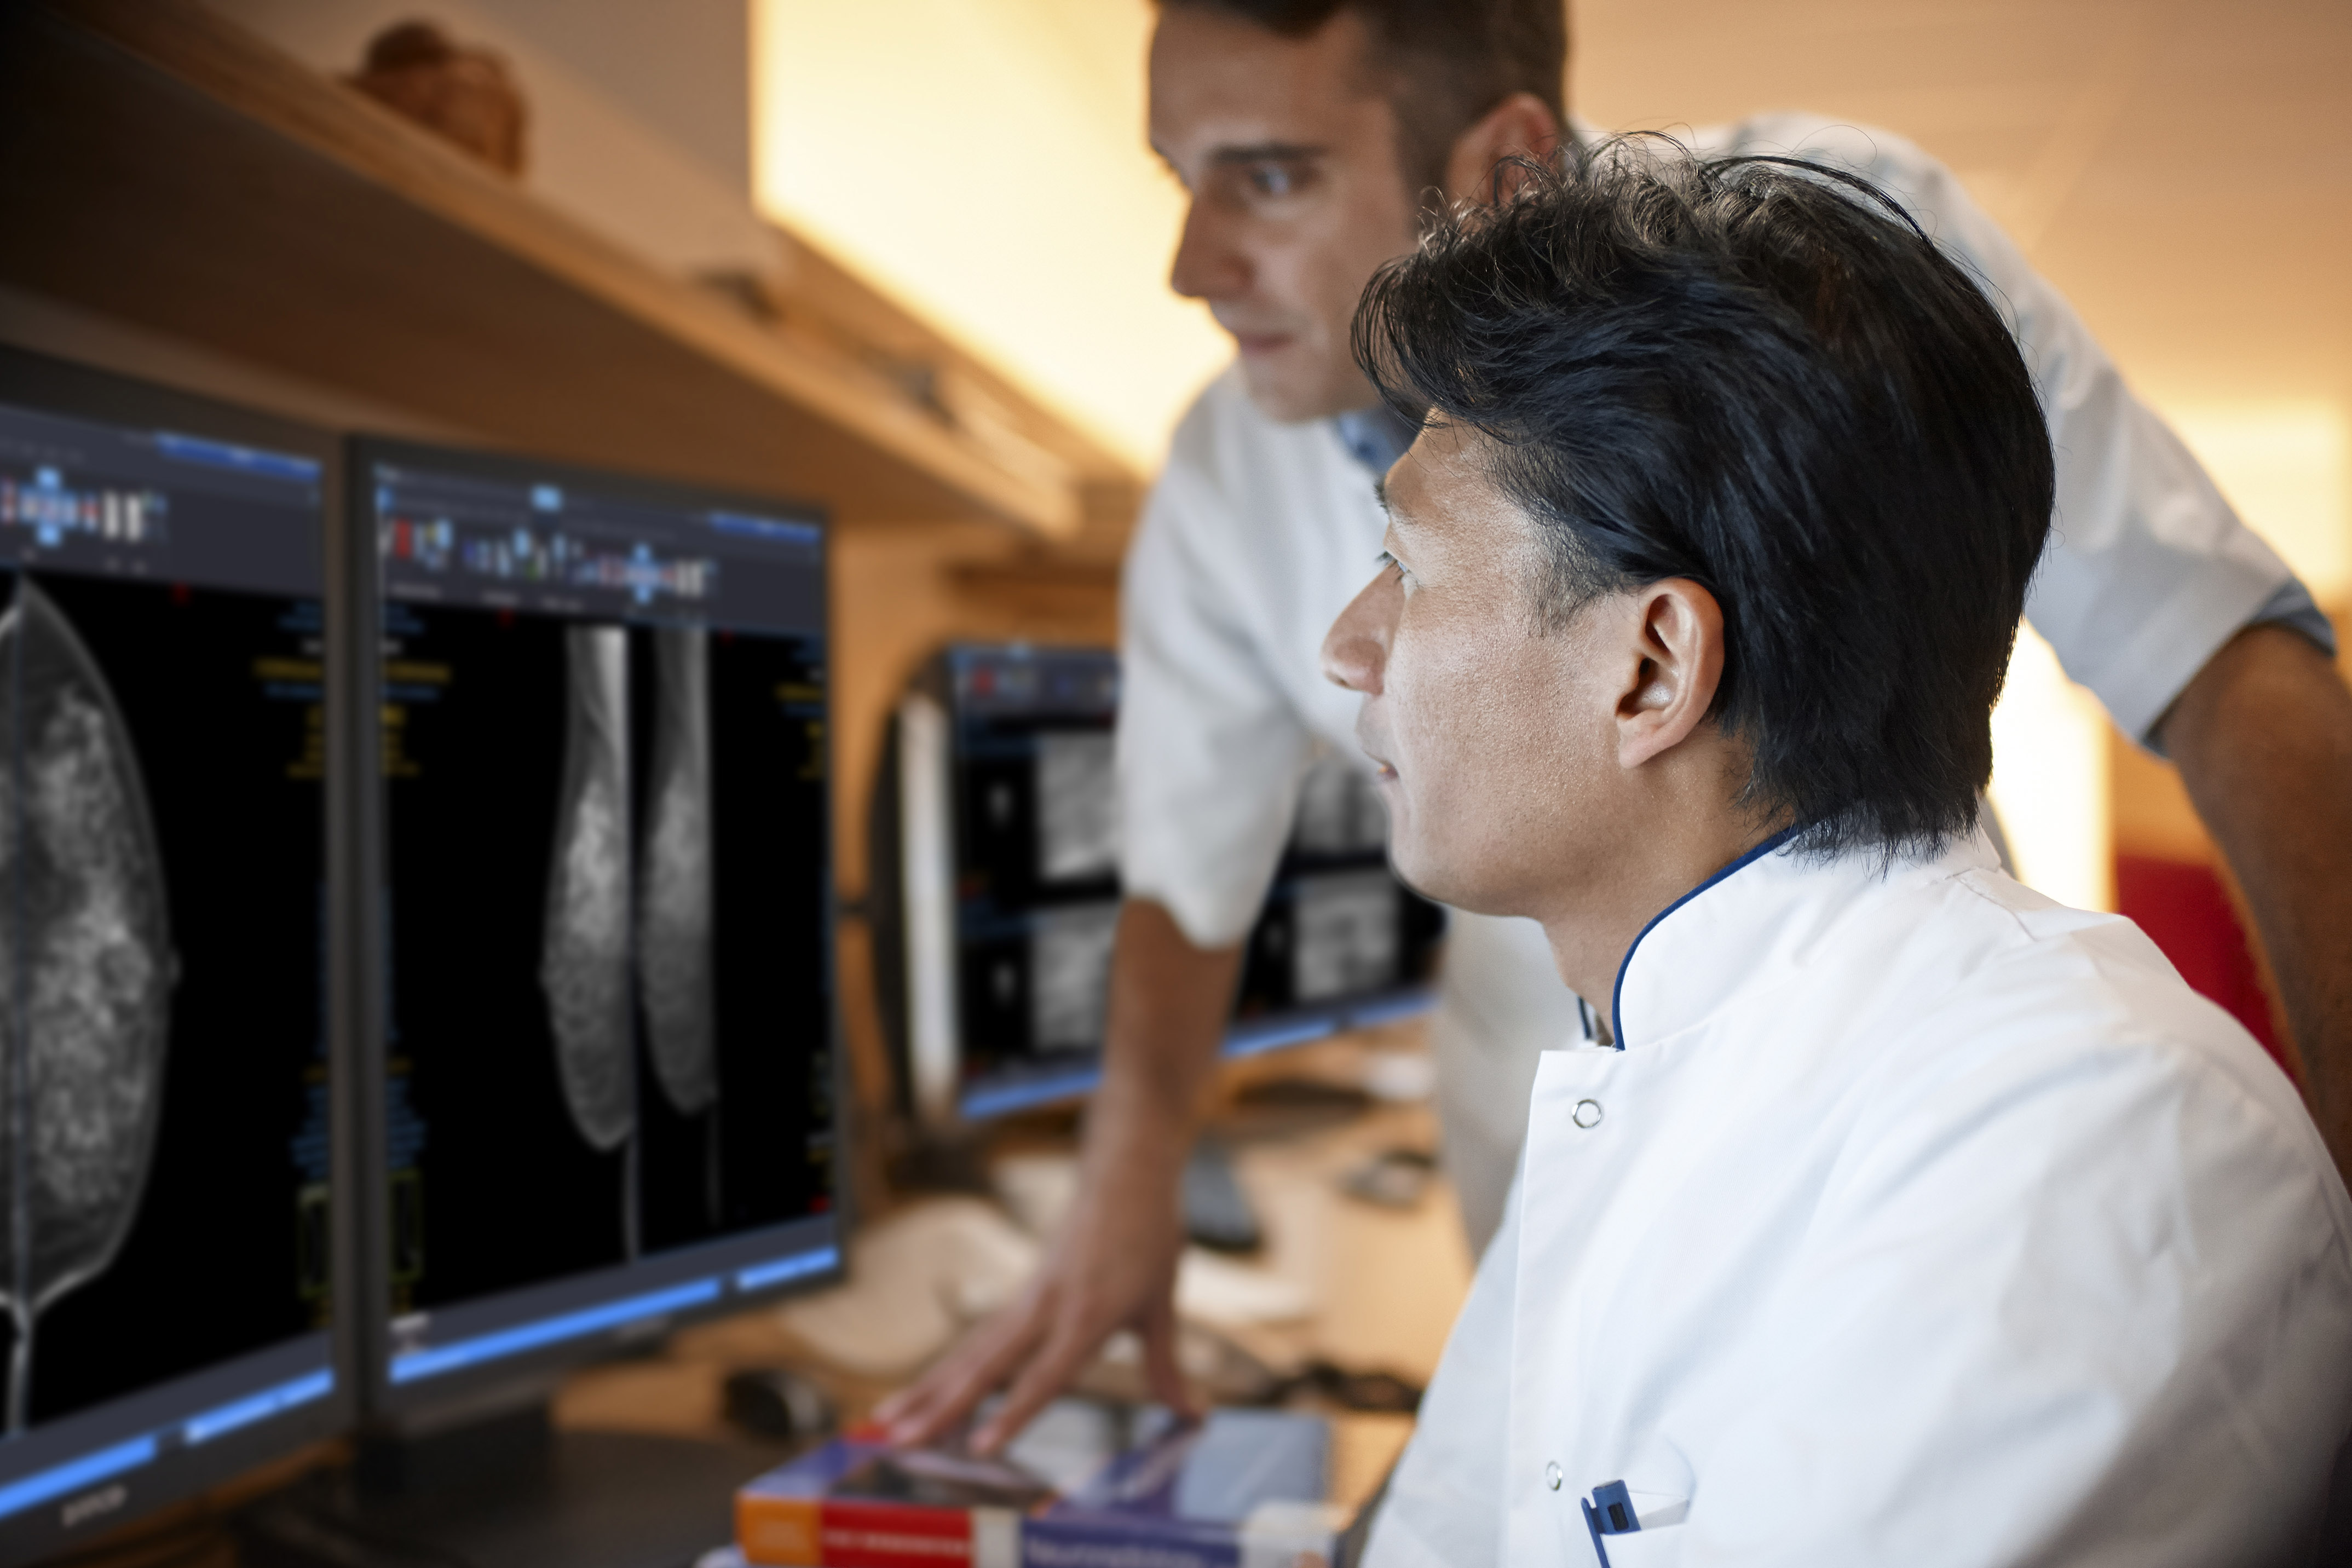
[868,642,1445,1133]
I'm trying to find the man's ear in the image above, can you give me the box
[1443,91,1563,207]
[1613,579,1726,770]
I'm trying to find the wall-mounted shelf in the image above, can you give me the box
[0,0,1139,535]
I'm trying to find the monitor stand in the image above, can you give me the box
[238,1400,783,1568]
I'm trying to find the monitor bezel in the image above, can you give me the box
[343,435,850,1423]
[0,344,356,1567]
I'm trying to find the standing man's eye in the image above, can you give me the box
[1249,163,1299,197]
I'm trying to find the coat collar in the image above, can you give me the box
[1609,826,2002,1050]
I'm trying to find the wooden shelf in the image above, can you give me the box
[0,0,1138,534]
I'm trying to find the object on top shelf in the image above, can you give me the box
[345,20,527,175]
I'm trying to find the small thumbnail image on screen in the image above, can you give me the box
[0,570,327,1433]
[381,604,832,1314]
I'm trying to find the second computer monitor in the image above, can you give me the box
[352,439,841,1412]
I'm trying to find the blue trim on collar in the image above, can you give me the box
[1609,825,1806,1051]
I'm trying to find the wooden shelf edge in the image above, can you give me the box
[54,0,1100,539]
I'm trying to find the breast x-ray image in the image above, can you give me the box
[0,566,327,1437]
[384,603,829,1311]
[0,578,174,1433]
[543,625,635,1158]
[638,626,716,1121]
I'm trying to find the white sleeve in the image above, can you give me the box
[1733,114,2327,745]
[1116,414,1315,949]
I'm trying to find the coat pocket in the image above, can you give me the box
[1597,1521,1686,1567]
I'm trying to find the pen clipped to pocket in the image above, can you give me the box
[1581,1479,1688,1567]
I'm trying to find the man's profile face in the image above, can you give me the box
[1324,423,1621,917]
[1148,6,1423,423]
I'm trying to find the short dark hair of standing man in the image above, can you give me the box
[1353,141,2058,855]
[1153,0,1569,196]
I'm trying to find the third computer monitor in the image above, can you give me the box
[884,642,1444,1126]
[352,439,841,1413]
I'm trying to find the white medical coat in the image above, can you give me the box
[1363,832,2352,1568]
[1115,111,2330,1255]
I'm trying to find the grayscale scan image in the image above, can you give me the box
[0,578,175,1432]
[1291,751,1387,855]
[1035,730,1119,884]
[1030,901,1119,1051]
[638,626,715,1119]
[1291,870,1399,1002]
[542,624,635,1154]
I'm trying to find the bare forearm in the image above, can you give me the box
[2163,623,2352,1176]
[876,897,1241,1448]
[1081,898,1244,1187]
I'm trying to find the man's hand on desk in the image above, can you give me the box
[874,899,1242,1454]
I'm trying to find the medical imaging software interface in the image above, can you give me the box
[944,645,1443,1116]
[366,450,837,1391]
[0,396,334,1510]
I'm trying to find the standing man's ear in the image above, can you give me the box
[1611,580,1726,771]
[1442,92,1564,207]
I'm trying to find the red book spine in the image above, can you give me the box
[818,1499,976,1567]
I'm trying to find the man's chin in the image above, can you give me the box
[1235,353,1352,425]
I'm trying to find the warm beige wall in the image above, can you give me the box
[751,0,1232,471]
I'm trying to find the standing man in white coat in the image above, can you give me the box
[1328,140,2352,1567]
[880,0,2352,1452]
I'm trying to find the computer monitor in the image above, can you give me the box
[873,642,1444,1128]
[0,348,350,1565]
[348,439,843,1420]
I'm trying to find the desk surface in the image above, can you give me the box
[555,1052,1474,1520]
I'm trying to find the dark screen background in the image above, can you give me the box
[4,572,325,1427]
[384,604,831,1314]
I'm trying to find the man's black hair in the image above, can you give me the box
[1155,0,1568,198]
[1353,139,2055,855]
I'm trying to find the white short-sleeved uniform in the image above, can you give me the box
[1116,112,2331,1252]
[1361,831,2352,1568]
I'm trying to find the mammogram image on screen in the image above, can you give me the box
[0,578,172,1433]
[1291,871,1400,1002]
[383,600,831,1310]
[1290,752,1388,856]
[1029,902,1119,1051]
[1034,730,1119,885]
[543,625,635,1155]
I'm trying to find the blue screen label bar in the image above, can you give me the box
[0,1364,335,1522]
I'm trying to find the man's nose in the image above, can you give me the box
[1321,569,1398,695]
[1169,197,1246,302]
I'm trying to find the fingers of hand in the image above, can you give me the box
[883,1294,1052,1446]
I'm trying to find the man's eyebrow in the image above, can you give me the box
[1208,142,1329,165]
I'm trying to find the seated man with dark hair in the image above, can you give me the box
[1322,142,2352,1567]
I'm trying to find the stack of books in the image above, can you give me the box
[735,1402,1347,1567]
